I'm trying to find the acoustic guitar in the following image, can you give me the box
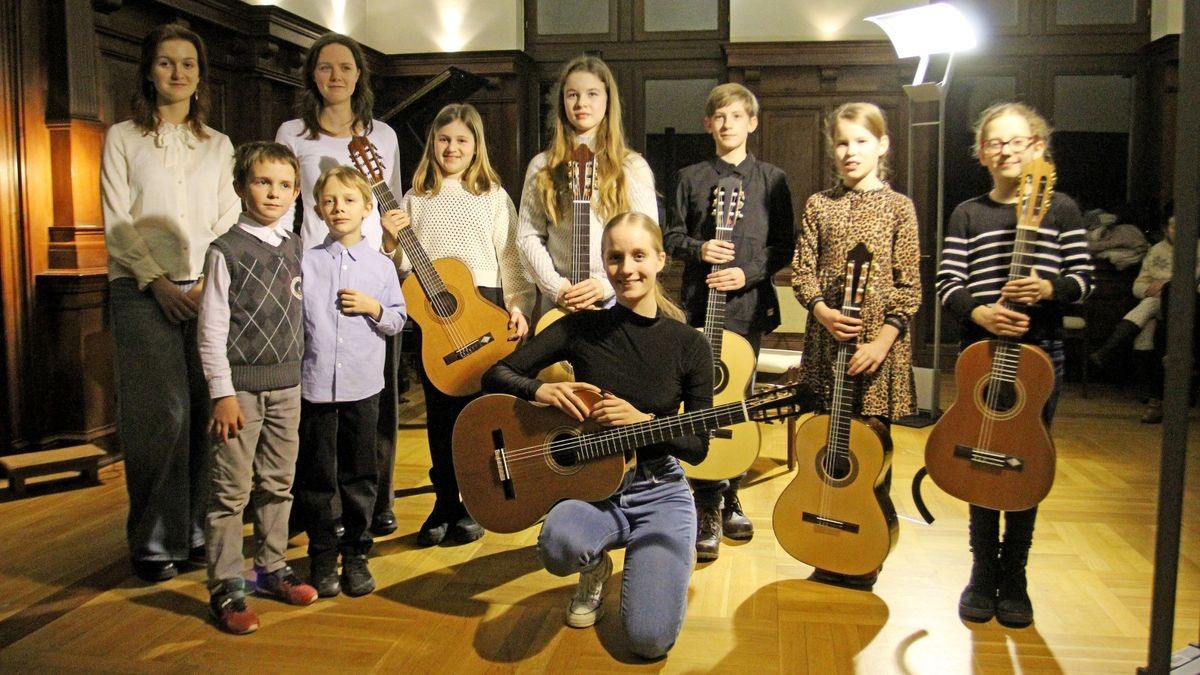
[683,176,762,481]
[348,136,517,397]
[923,158,1058,512]
[534,144,597,383]
[773,242,898,576]
[452,383,813,534]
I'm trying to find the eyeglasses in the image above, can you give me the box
[980,136,1039,155]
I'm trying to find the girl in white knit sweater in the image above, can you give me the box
[383,103,535,545]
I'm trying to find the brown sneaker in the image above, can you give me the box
[256,564,318,606]
[210,581,260,635]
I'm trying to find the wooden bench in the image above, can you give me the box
[0,444,106,497]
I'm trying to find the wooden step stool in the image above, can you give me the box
[0,444,106,496]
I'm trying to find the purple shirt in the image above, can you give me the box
[301,237,406,403]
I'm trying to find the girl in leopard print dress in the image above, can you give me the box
[789,102,922,586]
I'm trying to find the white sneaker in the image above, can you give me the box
[566,552,612,628]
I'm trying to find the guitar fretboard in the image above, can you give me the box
[370,181,448,299]
[571,400,750,463]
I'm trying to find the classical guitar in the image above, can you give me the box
[348,136,517,397]
[923,158,1058,512]
[534,144,597,383]
[773,242,898,576]
[452,383,813,534]
[683,176,762,481]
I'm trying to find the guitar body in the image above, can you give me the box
[683,329,761,481]
[924,340,1056,511]
[403,257,517,397]
[533,308,574,383]
[774,414,898,575]
[452,390,626,533]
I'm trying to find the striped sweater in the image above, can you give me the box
[936,192,1093,344]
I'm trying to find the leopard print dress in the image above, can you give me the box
[791,183,922,419]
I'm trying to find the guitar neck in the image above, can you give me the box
[570,198,591,284]
[701,222,734,356]
[573,399,750,463]
[826,306,862,455]
[370,182,447,296]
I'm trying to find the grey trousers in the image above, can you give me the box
[109,278,209,562]
[205,386,302,591]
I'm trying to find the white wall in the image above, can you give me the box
[1151,0,1183,40]
[730,0,925,42]
[243,0,523,53]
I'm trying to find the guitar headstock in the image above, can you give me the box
[347,136,385,184]
[841,242,875,317]
[569,144,597,201]
[710,176,745,233]
[1016,157,1056,232]
[747,382,817,422]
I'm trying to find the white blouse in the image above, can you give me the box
[398,179,535,316]
[101,119,239,287]
[275,118,402,251]
[516,146,659,307]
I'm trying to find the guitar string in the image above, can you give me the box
[976,174,1043,460]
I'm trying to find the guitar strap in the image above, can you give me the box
[910,467,936,524]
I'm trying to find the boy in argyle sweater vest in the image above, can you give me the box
[199,142,317,635]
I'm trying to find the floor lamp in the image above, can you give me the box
[865,3,977,427]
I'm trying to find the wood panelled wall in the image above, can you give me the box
[0,0,1177,452]
[0,0,533,454]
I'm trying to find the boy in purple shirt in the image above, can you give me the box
[294,166,406,598]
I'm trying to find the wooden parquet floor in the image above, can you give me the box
[0,382,1196,673]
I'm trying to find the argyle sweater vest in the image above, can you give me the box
[210,227,304,392]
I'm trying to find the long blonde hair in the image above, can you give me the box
[535,56,633,227]
[411,103,501,197]
[601,212,684,322]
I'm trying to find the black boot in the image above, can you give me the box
[1090,319,1140,369]
[695,504,722,562]
[995,537,1034,628]
[959,506,1001,622]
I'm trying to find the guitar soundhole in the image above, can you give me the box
[713,362,729,395]
[430,291,459,319]
[981,378,1019,414]
[815,447,858,486]
[548,431,579,468]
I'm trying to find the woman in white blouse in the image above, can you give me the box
[275,33,403,537]
[101,24,239,583]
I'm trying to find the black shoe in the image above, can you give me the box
[132,559,178,583]
[370,510,398,537]
[995,542,1033,628]
[310,556,341,598]
[959,547,1000,622]
[416,509,450,547]
[340,554,375,597]
[695,505,721,561]
[450,514,484,544]
[721,493,754,541]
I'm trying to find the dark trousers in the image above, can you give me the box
[416,286,504,515]
[295,394,380,560]
[1148,282,1200,398]
[692,330,762,508]
[374,333,400,519]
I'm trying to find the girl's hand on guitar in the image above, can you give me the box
[536,381,602,422]
[1001,271,1052,305]
[208,396,246,441]
[508,310,529,341]
[848,338,889,376]
[380,209,410,256]
[558,278,604,312]
[591,392,653,427]
[338,288,383,321]
[814,302,863,341]
[972,303,1030,337]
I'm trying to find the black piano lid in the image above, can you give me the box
[381,66,489,146]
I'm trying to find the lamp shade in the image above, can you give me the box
[865,3,977,58]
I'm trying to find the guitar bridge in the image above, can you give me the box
[443,333,496,366]
[492,429,515,500]
[801,512,860,534]
[954,444,1024,471]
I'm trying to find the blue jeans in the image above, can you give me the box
[538,456,696,659]
[109,278,209,561]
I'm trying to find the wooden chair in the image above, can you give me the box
[756,286,807,469]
